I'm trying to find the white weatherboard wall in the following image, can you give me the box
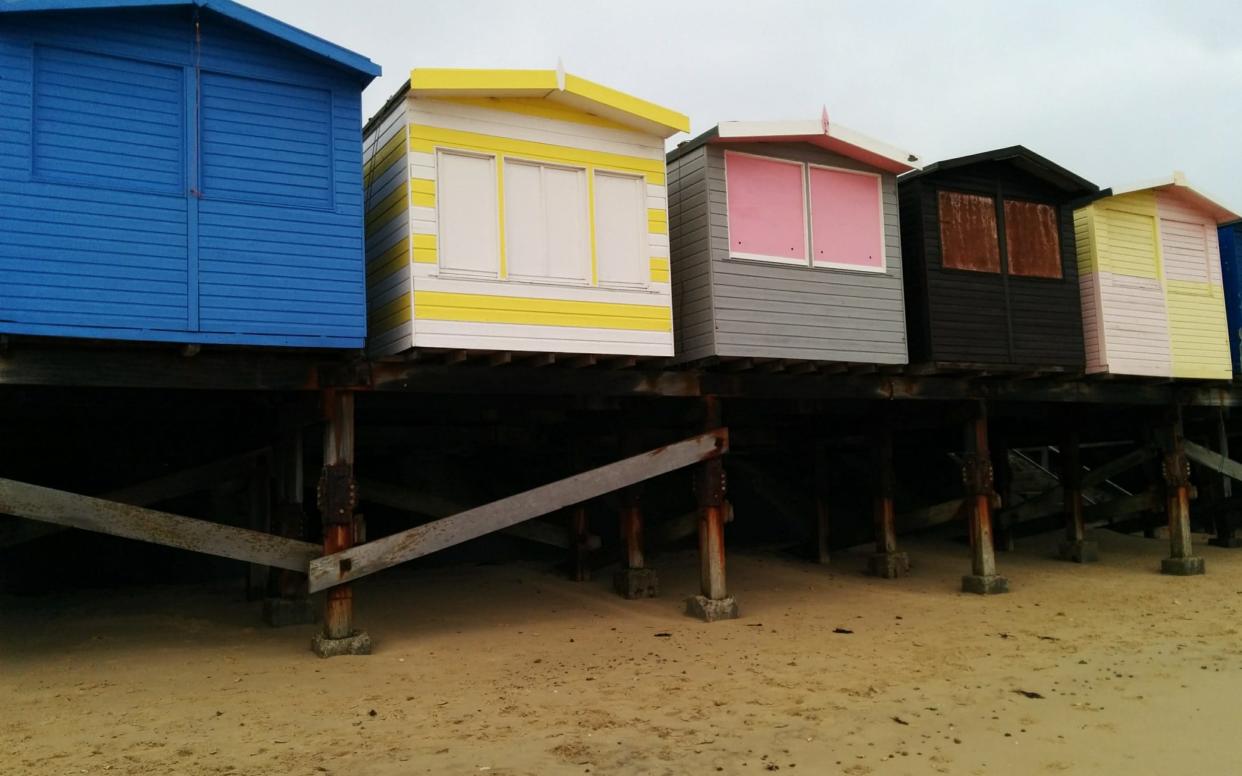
[363,94,675,357]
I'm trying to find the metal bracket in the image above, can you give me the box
[694,458,727,507]
[317,463,357,524]
[961,453,994,496]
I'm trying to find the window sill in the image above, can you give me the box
[726,254,892,277]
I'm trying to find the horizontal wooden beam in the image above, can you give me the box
[999,445,1155,524]
[357,479,600,551]
[309,429,729,592]
[1184,439,1242,483]
[0,477,320,571]
[1084,490,1161,523]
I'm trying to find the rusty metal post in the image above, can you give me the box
[1058,428,1098,563]
[311,390,371,657]
[687,395,737,621]
[813,441,830,565]
[961,403,1008,594]
[264,427,316,626]
[1161,407,1204,575]
[867,424,909,578]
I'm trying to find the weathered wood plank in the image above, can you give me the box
[1084,490,1161,522]
[998,445,1155,523]
[1184,439,1242,483]
[309,429,730,592]
[0,477,320,571]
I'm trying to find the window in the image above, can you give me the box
[594,171,647,286]
[1160,218,1211,291]
[32,46,183,194]
[1004,200,1061,278]
[438,151,500,277]
[809,166,884,269]
[504,160,590,283]
[724,152,807,264]
[938,191,1000,273]
[200,73,333,208]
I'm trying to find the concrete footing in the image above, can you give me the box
[867,551,910,579]
[685,595,738,622]
[1058,539,1099,564]
[1160,556,1205,576]
[961,574,1009,595]
[311,630,372,658]
[263,597,318,627]
[613,568,659,599]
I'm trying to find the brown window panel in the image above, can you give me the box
[1005,200,1062,279]
[938,190,1000,273]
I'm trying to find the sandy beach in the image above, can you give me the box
[4,529,1242,776]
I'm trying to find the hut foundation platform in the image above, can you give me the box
[613,568,659,599]
[685,595,738,622]
[1058,540,1099,564]
[961,574,1009,595]
[867,551,910,579]
[311,630,372,658]
[1161,557,1205,576]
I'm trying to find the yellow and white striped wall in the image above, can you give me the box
[362,68,689,358]
[1075,175,1237,380]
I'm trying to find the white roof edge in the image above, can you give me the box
[714,119,920,170]
[1111,172,1241,223]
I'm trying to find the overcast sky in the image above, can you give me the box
[247,0,1242,209]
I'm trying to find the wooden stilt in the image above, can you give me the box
[245,455,272,600]
[570,504,591,582]
[1058,428,1097,562]
[813,441,830,565]
[1209,408,1240,548]
[264,428,315,626]
[613,479,658,598]
[1160,407,1204,575]
[312,390,370,656]
[961,403,1008,594]
[868,424,909,578]
[687,395,737,621]
[990,430,1015,552]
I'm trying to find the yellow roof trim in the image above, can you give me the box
[407,67,689,138]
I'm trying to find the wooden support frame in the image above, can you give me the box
[961,403,1008,594]
[1160,407,1204,575]
[308,429,729,593]
[0,476,319,570]
[319,390,359,640]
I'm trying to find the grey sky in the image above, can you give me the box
[247,0,1242,210]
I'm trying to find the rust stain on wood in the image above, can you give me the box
[938,191,1000,273]
[1005,200,1061,278]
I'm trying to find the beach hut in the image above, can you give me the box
[1075,174,1239,379]
[897,147,1098,372]
[363,67,689,358]
[664,115,919,366]
[0,0,380,348]
[1218,220,1242,373]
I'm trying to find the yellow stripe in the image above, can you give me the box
[411,68,559,93]
[410,178,435,195]
[365,186,408,231]
[647,208,668,235]
[437,96,637,132]
[412,191,436,207]
[366,236,410,281]
[649,257,670,283]
[412,233,438,263]
[367,293,412,331]
[413,291,672,332]
[408,124,666,186]
[562,74,690,134]
[363,129,408,186]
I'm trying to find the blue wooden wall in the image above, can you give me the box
[0,6,368,347]
[1220,223,1242,374]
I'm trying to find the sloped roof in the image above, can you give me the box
[401,66,689,138]
[899,146,1098,196]
[667,112,920,174]
[0,0,380,80]
[1110,172,1240,225]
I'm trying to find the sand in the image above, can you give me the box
[4,529,1242,775]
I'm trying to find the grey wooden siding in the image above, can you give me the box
[667,146,717,362]
[696,143,908,363]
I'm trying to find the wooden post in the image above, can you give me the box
[1209,408,1240,548]
[311,390,371,657]
[867,424,909,578]
[1058,428,1098,562]
[264,428,316,626]
[613,476,658,598]
[961,403,1008,594]
[1160,407,1204,575]
[569,504,591,582]
[814,441,830,565]
[245,454,272,600]
[990,430,1014,552]
[687,395,737,621]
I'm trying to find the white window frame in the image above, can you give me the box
[723,150,810,266]
[594,169,651,291]
[434,148,501,280]
[806,162,887,274]
[503,157,592,287]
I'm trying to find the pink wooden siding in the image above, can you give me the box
[724,151,806,261]
[809,166,883,268]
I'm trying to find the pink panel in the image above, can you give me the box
[724,152,806,261]
[809,167,883,268]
